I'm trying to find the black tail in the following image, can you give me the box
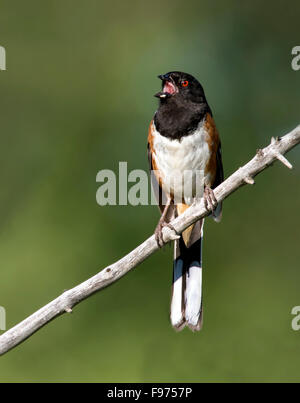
[170,220,204,331]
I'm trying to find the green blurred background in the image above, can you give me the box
[0,0,299,382]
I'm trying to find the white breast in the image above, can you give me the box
[152,120,211,204]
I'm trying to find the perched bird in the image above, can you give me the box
[147,71,223,331]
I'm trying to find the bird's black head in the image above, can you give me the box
[153,71,212,140]
[155,71,207,104]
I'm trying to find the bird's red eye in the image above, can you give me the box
[181,80,189,87]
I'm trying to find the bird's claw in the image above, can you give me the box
[204,186,218,212]
[155,222,177,248]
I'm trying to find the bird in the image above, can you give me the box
[147,71,223,331]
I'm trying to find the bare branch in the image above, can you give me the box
[0,124,299,356]
[273,151,293,169]
[244,176,255,185]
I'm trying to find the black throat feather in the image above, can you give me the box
[154,97,212,141]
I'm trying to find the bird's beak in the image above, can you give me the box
[154,74,178,98]
[154,91,169,98]
[158,74,168,81]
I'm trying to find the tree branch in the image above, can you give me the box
[0,125,299,356]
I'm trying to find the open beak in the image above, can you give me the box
[154,74,178,98]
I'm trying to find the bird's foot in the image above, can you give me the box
[155,221,177,248]
[204,186,218,212]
